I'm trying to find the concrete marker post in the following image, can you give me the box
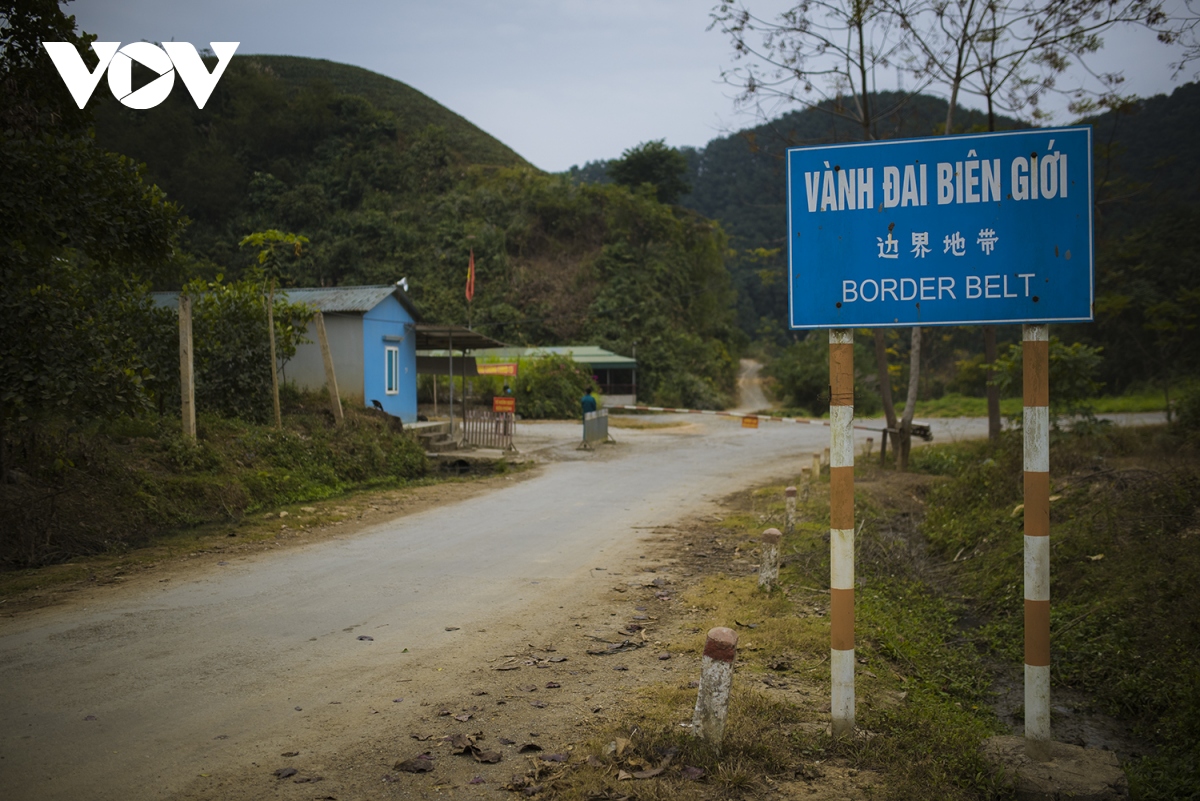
[785,487,797,535]
[759,528,781,589]
[1023,324,1052,760]
[811,452,822,482]
[692,627,738,749]
[829,329,855,738]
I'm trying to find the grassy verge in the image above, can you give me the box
[911,427,1200,800]
[901,391,1166,418]
[547,471,1014,799]
[1,393,431,571]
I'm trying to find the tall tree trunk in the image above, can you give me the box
[899,326,921,470]
[874,329,898,429]
[984,325,1001,439]
[874,329,898,465]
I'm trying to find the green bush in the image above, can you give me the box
[0,403,428,568]
[764,332,881,417]
[515,354,597,419]
[147,277,314,423]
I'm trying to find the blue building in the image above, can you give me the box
[152,285,422,423]
[283,286,420,423]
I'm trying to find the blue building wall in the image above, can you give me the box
[361,295,418,423]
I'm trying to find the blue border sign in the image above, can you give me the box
[786,126,1093,329]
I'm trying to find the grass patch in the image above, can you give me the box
[919,426,1200,800]
[902,391,1166,419]
[608,418,691,430]
[1,393,430,570]
[554,473,1016,799]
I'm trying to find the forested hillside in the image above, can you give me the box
[90,55,739,408]
[569,87,1200,407]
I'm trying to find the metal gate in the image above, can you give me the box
[463,408,516,451]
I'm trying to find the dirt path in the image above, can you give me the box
[733,358,771,414]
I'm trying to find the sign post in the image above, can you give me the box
[786,127,1093,749]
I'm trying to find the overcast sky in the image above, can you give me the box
[70,0,1192,173]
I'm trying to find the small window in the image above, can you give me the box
[385,346,400,395]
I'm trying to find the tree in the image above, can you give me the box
[239,230,311,427]
[886,0,1167,444]
[607,139,692,204]
[711,0,922,465]
[0,1,185,481]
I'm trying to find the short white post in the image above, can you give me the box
[1023,324,1051,760]
[759,528,781,589]
[829,329,855,738]
[785,487,797,535]
[692,627,738,749]
[823,446,831,466]
[811,452,822,482]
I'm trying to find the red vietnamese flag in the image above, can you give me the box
[465,249,476,302]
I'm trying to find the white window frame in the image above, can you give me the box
[385,346,400,395]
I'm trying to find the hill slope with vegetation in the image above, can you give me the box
[570,86,1200,414]
[90,55,740,409]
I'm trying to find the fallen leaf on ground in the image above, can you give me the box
[394,753,435,773]
[681,765,705,781]
[280,750,299,757]
[540,753,568,762]
[293,776,323,784]
[454,713,473,722]
[357,635,373,641]
[518,743,543,753]
[273,767,297,779]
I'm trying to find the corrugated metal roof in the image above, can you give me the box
[283,286,398,312]
[151,285,419,318]
[476,346,636,367]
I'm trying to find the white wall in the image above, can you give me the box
[284,313,364,399]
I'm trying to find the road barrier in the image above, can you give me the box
[463,409,516,451]
[606,404,921,437]
[579,408,613,450]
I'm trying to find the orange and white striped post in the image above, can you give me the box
[829,329,855,737]
[1023,324,1051,758]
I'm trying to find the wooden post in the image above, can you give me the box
[267,282,282,429]
[179,294,196,440]
[313,311,343,425]
[829,328,855,738]
[1023,324,1052,759]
